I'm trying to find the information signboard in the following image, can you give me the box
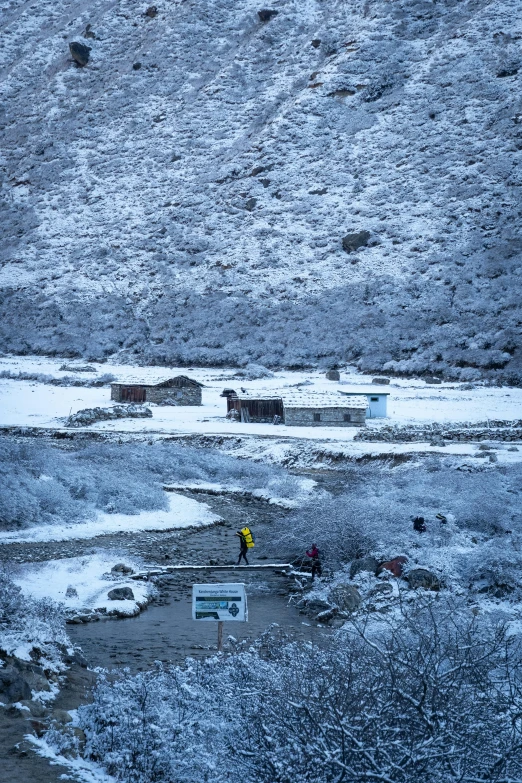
[192,583,248,622]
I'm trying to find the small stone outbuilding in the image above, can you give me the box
[111,376,202,405]
[282,393,367,426]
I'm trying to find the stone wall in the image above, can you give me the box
[146,386,201,405]
[111,385,201,405]
[354,421,522,442]
[284,406,366,426]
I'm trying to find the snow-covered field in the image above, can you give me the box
[1,356,520,441]
[0,493,219,544]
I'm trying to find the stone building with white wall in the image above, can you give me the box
[282,393,368,426]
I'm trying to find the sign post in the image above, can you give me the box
[192,583,248,652]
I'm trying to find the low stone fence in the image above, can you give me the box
[354,420,522,443]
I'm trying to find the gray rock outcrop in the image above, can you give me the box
[328,584,362,612]
[350,556,379,578]
[407,568,441,591]
[342,230,371,253]
[69,42,91,67]
[108,587,135,601]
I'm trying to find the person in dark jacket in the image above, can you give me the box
[413,516,427,533]
[235,530,249,565]
[306,543,322,581]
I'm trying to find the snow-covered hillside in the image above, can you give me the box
[0,0,521,378]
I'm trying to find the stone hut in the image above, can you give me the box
[111,375,203,405]
[282,393,367,426]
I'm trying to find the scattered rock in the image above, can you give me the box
[59,364,95,372]
[303,598,330,615]
[325,369,340,381]
[6,677,32,703]
[50,709,73,725]
[342,230,371,253]
[65,586,78,598]
[82,24,96,39]
[145,5,158,17]
[377,556,408,577]
[368,582,393,598]
[19,700,46,718]
[327,89,356,98]
[244,197,257,211]
[69,42,91,67]
[133,62,142,70]
[497,67,518,78]
[349,556,379,579]
[424,376,442,384]
[258,9,279,22]
[328,584,362,613]
[315,607,338,623]
[508,446,519,452]
[372,377,390,385]
[108,587,135,601]
[311,38,321,48]
[407,568,440,591]
[65,404,152,427]
[111,563,134,575]
[421,434,442,448]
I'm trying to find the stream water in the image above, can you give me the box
[67,569,325,671]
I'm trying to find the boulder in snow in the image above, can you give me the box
[342,230,371,253]
[407,568,441,591]
[108,587,135,601]
[111,563,134,575]
[350,556,379,578]
[377,556,408,577]
[69,42,91,67]
[328,584,361,613]
[258,9,279,22]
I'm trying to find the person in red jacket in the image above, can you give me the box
[306,544,322,581]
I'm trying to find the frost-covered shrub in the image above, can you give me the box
[271,462,522,582]
[0,438,302,530]
[0,370,115,387]
[74,600,522,783]
[0,568,68,667]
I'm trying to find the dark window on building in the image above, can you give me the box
[370,397,379,402]
[313,412,321,422]
[343,413,351,422]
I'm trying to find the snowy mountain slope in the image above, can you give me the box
[0,0,521,377]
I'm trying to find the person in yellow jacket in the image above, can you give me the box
[235,527,254,565]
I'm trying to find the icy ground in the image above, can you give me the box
[0,0,520,377]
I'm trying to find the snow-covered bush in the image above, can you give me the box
[73,600,522,783]
[0,370,115,387]
[272,461,522,587]
[0,438,302,531]
[0,568,68,668]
